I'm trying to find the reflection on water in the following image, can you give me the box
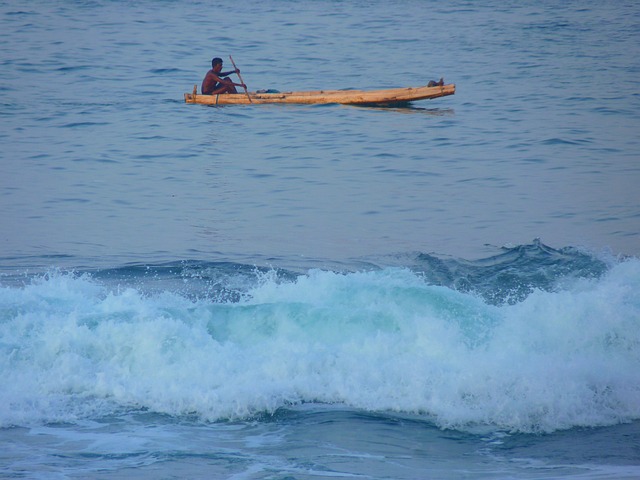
[354,104,456,115]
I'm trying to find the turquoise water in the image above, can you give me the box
[1,0,640,478]
[1,250,640,478]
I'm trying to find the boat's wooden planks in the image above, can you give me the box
[184,84,455,106]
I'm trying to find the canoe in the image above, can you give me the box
[184,83,455,106]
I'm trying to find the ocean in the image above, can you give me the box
[1,0,639,478]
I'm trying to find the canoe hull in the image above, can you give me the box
[184,84,455,106]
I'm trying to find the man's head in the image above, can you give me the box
[211,57,223,68]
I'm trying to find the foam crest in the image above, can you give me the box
[1,259,639,433]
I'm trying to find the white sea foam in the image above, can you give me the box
[1,259,639,433]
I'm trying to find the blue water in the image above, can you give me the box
[2,0,640,478]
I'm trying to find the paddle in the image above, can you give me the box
[229,55,252,103]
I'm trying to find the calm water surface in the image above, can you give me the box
[2,0,639,268]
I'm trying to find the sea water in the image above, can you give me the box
[1,1,640,478]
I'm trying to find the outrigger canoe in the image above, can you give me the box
[184,83,455,106]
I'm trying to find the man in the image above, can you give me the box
[201,57,246,95]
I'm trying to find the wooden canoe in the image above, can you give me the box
[184,83,455,106]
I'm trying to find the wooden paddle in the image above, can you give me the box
[229,55,252,103]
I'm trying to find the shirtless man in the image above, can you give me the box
[201,57,246,95]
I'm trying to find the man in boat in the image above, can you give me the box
[427,78,445,87]
[201,57,246,95]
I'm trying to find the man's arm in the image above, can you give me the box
[220,69,240,78]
